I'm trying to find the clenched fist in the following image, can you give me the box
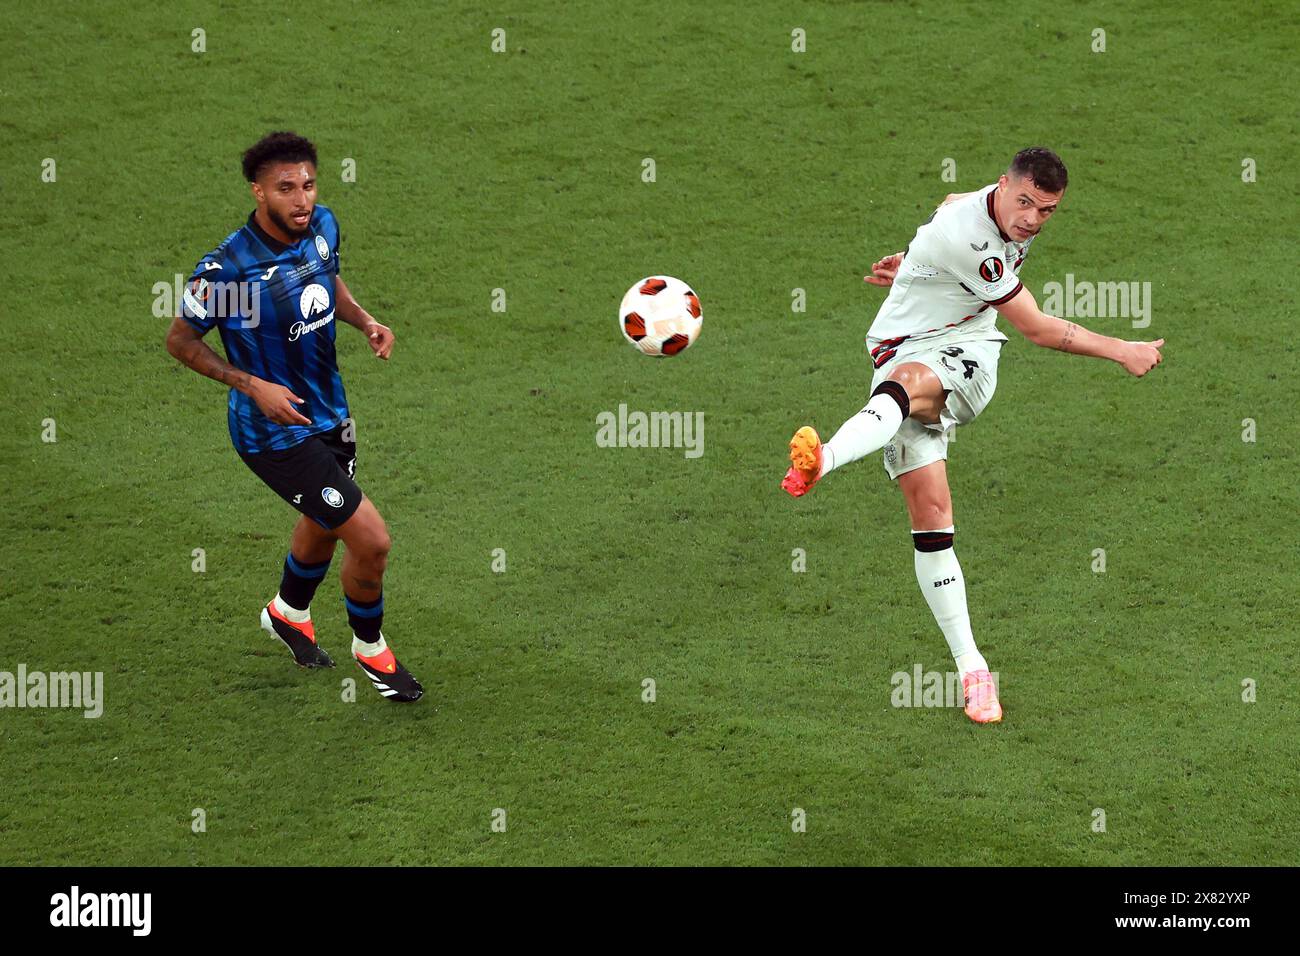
[1121,338,1165,377]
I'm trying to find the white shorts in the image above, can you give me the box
[868,336,1004,480]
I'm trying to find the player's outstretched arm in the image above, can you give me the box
[334,275,393,360]
[165,317,311,424]
[994,286,1164,377]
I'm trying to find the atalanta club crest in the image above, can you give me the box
[978,257,1004,283]
[315,235,330,261]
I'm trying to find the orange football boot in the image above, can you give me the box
[781,426,824,497]
[962,669,1002,724]
[261,601,334,668]
[353,638,424,703]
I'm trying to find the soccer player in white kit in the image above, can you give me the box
[781,148,1164,724]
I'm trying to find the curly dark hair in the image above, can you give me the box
[241,131,318,182]
[1008,147,1068,193]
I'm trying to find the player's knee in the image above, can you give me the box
[913,501,952,530]
[887,363,929,398]
[358,525,391,568]
[356,528,390,564]
[340,513,390,566]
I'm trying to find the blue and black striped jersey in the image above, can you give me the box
[180,205,350,454]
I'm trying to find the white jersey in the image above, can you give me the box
[867,184,1032,365]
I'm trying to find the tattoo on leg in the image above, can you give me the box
[1059,322,1079,351]
[353,578,382,591]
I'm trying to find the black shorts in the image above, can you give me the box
[239,422,363,530]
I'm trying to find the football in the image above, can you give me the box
[618,275,702,356]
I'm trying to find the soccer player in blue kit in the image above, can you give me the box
[166,131,422,702]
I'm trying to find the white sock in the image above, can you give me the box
[352,633,388,658]
[821,388,907,477]
[911,528,988,677]
[273,593,310,623]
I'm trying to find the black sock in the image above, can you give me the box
[280,552,332,611]
[911,529,955,552]
[871,379,911,419]
[346,592,384,642]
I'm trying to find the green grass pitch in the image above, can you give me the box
[0,1,1296,866]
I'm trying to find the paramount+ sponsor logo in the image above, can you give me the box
[49,886,151,936]
[288,283,334,341]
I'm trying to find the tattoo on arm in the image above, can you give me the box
[1059,322,1079,352]
[173,335,253,393]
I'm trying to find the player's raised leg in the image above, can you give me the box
[898,460,1001,724]
[336,497,423,702]
[782,362,944,497]
[260,515,338,668]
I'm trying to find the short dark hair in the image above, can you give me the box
[241,131,317,182]
[1008,147,1068,194]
